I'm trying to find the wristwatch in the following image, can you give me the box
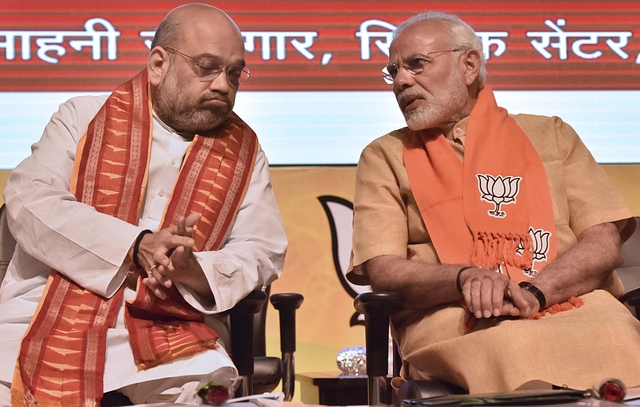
[518,281,546,310]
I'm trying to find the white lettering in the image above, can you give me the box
[243,31,318,60]
[355,19,395,60]
[68,18,119,60]
[0,18,120,64]
[527,18,632,61]
[476,32,509,60]
[0,31,33,60]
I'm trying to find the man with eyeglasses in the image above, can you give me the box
[348,11,640,393]
[0,4,286,405]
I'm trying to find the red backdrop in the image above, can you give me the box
[0,0,639,91]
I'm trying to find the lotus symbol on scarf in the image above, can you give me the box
[477,174,521,218]
[516,227,552,276]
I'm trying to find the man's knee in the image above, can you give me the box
[120,377,201,405]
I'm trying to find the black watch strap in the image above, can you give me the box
[519,281,546,310]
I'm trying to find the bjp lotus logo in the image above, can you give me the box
[477,174,522,218]
[516,227,552,276]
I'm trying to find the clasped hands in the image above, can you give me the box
[458,267,540,319]
[135,212,204,299]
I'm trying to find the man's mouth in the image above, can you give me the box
[202,97,229,108]
[201,92,231,109]
[399,94,422,112]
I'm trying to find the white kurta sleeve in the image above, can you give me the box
[178,146,288,313]
[3,96,144,297]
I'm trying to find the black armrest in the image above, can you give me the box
[229,290,268,396]
[229,291,303,400]
[354,292,404,377]
[354,291,405,316]
[270,293,304,401]
[620,286,640,306]
[620,286,640,317]
[354,291,404,405]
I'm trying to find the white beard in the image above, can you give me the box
[399,71,469,131]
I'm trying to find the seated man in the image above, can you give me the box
[0,3,287,405]
[348,10,640,393]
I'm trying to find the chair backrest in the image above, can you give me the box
[617,216,640,291]
[0,204,17,283]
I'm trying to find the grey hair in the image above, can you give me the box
[393,11,486,88]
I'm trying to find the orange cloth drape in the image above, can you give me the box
[402,86,557,282]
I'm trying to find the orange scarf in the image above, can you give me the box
[403,86,560,291]
[12,70,258,407]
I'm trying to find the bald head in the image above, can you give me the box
[147,3,247,134]
[151,3,243,50]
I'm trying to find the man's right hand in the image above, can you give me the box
[459,267,531,318]
[134,225,195,298]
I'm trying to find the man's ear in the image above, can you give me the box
[147,46,170,86]
[462,49,481,86]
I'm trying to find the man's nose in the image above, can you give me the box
[393,66,415,90]
[208,71,231,93]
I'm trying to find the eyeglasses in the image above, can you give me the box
[381,49,465,84]
[165,47,250,87]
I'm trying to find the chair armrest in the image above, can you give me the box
[270,292,304,401]
[620,286,640,318]
[229,290,268,396]
[232,290,269,314]
[354,292,404,377]
[354,291,405,316]
[620,285,640,306]
[354,292,404,405]
[270,293,304,353]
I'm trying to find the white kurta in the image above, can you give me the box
[0,95,288,393]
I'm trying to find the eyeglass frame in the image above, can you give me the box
[164,47,251,87]
[381,49,466,84]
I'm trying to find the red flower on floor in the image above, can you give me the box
[598,378,626,403]
[197,381,231,405]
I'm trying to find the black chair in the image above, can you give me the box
[353,292,404,405]
[230,288,304,399]
[355,291,466,406]
[356,216,640,406]
[0,204,303,406]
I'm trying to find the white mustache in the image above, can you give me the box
[396,89,425,109]
[396,88,425,105]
